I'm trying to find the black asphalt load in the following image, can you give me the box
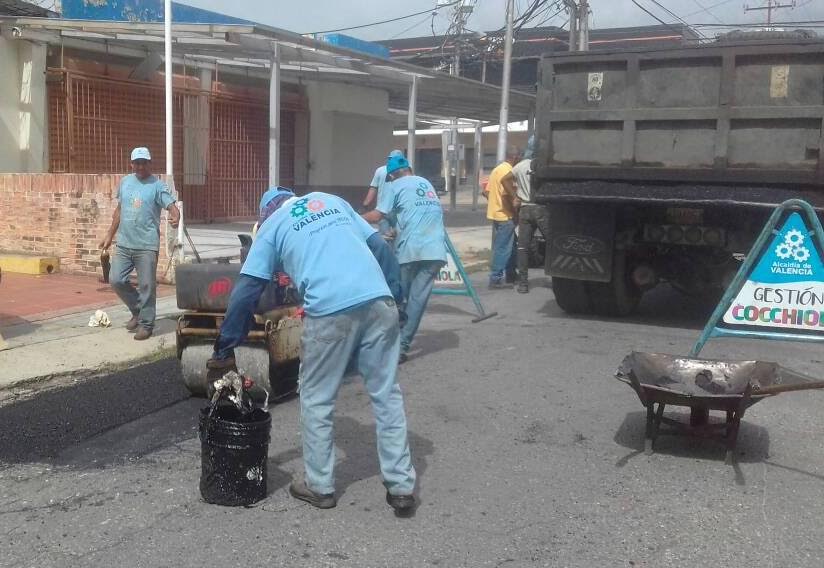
[1,273,823,568]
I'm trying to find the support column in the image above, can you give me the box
[407,75,418,171]
[269,42,281,188]
[17,41,47,173]
[473,122,482,211]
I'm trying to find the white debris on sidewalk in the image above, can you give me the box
[87,310,112,328]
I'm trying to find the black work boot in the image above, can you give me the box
[386,491,416,516]
[517,280,529,294]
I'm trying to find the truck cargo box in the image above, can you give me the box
[534,39,824,190]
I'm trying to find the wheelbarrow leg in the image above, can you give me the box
[645,403,665,455]
[725,384,753,465]
[644,404,655,455]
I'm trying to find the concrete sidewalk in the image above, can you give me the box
[0,202,492,393]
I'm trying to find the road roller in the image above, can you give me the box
[175,242,303,401]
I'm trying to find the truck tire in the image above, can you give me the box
[585,253,641,317]
[551,277,592,314]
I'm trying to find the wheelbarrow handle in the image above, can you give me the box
[754,380,824,396]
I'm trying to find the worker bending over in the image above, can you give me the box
[209,188,416,515]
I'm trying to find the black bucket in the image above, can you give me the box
[199,406,272,506]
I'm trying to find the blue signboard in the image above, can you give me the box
[61,0,249,25]
[691,199,824,355]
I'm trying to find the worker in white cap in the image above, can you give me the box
[99,147,179,340]
[361,149,405,244]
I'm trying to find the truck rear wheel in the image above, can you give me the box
[552,277,592,314]
[585,253,641,317]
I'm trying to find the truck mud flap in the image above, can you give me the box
[547,203,615,283]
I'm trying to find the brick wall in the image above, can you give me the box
[0,174,176,283]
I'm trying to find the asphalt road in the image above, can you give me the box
[2,273,823,568]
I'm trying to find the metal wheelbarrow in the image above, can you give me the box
[616,352,824,464]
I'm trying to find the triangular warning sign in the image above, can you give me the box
[691,200,824,356]
[431,231,497,323]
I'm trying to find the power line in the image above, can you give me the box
[633,0,710,39]
[389,12,438,39]
[307,1,459,35]
[691,18,824,26]
[683,0,738,18]
[689,0,726,24]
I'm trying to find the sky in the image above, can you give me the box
[176,0,824,41]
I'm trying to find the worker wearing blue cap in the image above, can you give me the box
[363,155,447,363]
[362,149,405,243]
[208,189,416,515]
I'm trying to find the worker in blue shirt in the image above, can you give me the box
[100,147,179,340]
[363,155,447,363]
[208,189,416,515]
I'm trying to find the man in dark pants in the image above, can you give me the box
[362,155,446,363]
[207,189,416,515]
[99,147,179,340]
[501,142,548,293]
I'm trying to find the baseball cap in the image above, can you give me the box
[386,155,410,174]
[387,149,404,159]
[130,147,152,161]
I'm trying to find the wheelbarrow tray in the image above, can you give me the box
[615,352,824,463]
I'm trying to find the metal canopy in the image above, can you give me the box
[0,17,535,124]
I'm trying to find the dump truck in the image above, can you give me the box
[533,33,824,316]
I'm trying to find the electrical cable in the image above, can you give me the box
[689,0,726,25]
[389,12,438,39]
[307,1,460,35]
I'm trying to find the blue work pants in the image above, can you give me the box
[110,246,158,330]
[490,220,517,283]
[299,298,415,496]
[399,260,443,353]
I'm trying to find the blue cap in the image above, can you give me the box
[258,187,294,214]
[387,155,410,175]
[387,149,404,159]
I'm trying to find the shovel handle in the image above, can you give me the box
[754,380,824,395]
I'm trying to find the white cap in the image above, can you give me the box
[130,147,151,161]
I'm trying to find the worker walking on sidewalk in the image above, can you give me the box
[208,189,417,515]
[362,155,447,364]
[501,140,546,293]
[99,147,179,340]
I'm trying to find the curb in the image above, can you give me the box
[0,339,177,404]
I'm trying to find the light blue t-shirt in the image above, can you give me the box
[241,192,391,317]
[376,175,447,265]
[115,174,176,251]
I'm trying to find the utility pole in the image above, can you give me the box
[496,0,515,162]
[577,0,589,51]
[443,0,475,210]
[564,0,578,52]
[745,0,795,27]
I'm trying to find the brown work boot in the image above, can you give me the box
[133,327,153,341]
[289,480,337,509]
[125,315,139,332]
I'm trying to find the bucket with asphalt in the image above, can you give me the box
[199,405,271,506]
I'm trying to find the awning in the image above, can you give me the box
[0,17,535,124]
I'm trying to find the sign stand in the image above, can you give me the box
[691,199,824,356]
[432,232,497,323]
